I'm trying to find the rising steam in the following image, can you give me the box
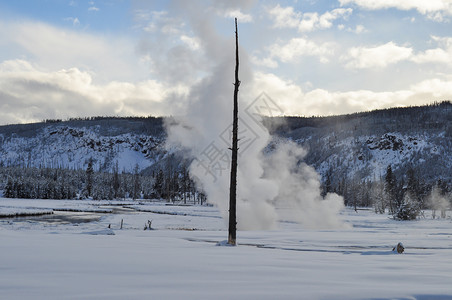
[428,187,450,219]
[164,4,347,230]
[165,60,347,229]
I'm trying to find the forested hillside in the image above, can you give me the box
[268,101,452,210]
[1,102,451,209]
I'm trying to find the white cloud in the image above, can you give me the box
[268,5,352,32]
[0,20,145,82]
[347,24,366,34]
[250,72,452,117]
[135,10,184,34]
[339,0,452,21]
[2,60,450,126]
[343,42,413,69]
[267,38,335,65]
[316,8,353,31]
[180,35,200,50]
[301,89,414,116]
[3,1,450,125]
[251,37,335,68]
[64,17,80,26]
[342,36,452,69]
[88,6,99,12]
[411,36,452,65]
[250,55,278,68]
[267,4,301,28]
[223,9,253,23]
[249,72,304,114]
[0,59,188,124]
[412,78,452,97]
[412,48,450,64]
[298,12,319,32]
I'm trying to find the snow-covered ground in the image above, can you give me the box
[1,198,452,299]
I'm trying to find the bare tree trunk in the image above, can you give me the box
[228,18,240,246]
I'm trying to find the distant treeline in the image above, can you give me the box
[0,162,206,204]
[322,164,451,215]
[265,100,452,133]
[10,100,450,139]
[36,100,452,134]
[43,115,164,124]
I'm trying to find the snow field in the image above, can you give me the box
[1,199,452,299]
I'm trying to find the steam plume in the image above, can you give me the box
[164,2,347,230]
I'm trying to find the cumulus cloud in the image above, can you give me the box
[3,56,451,126]
[64,17,80,27]
[411,36,452,65]
[299,8,353,32]
[413,48,451,64]
[88,1,99,11]
[250,55,278,68]
[249,72,304,113]
[0,19,145,83]
[0,0,259,125]
[3,0,451,127]
[267,4,301,28]
[0,59,187,124]
[134,10,184,34]
[270,38,334,63]
[347,24,366,34]
[343,37,452,69]
[249,72,452,117]
[268,4,352,32]
[252,38,335,68]
[343,42,413,69]
[222,9,253,23]
[339,0,452,21]
[180,35,201,50]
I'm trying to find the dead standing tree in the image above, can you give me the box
[228,18,240,246]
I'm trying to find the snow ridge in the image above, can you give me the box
[0,123,165,172]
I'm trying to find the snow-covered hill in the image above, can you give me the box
[0,117,165,172]
[306,131,450,182]
[1,102,451,194]
[271,101,452,199]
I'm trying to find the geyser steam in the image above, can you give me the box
[165,65,347,229]
[164,10,347,230]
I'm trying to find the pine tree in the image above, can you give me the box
[385,165,396,214]
[132,164,140,200]
[4,178,14,198]
[153,169,164,199]
[86,159,94,198]
[112,161,120,199]
[394,193,420,220]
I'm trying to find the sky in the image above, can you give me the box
[1,0,452,124]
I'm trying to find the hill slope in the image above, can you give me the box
[1,102,451,203]
[268,101,452,205]
[0,117,165,172]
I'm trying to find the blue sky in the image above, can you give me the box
[1,0,452,124]
[0,0,131,32]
